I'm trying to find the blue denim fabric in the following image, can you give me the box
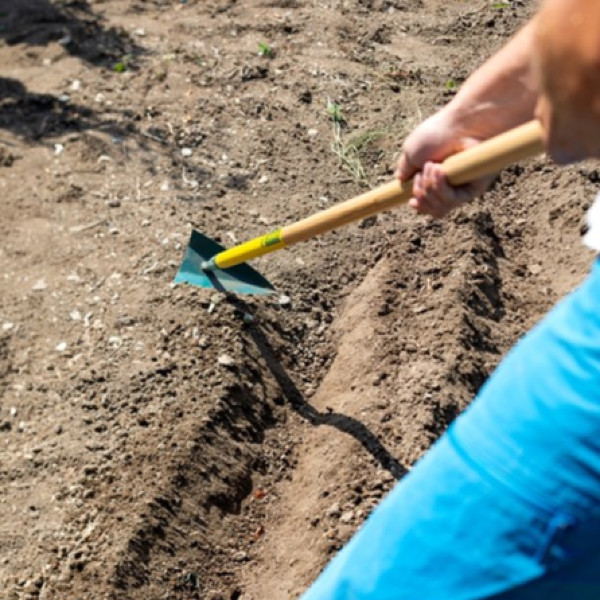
[300,259,600,600]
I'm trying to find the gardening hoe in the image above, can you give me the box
[175,120,545,295]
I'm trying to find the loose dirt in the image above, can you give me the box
[0,1,597,599]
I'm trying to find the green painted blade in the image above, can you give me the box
[174,230,276,295]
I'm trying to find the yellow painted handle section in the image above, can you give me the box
[214,229,286,269]
[211,120,545,270]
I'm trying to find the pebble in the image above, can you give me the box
[32,279,48,291]
[2,321,14,331]
[70,79,81,91]
[278,294,291,307]
[259,174,269,184]
[133,28,146,36]
[69,310,82,321]
[56,342,68,352]
[307,128,318,137]
[108,336,122,349]
[181,148,193,157]
[340,510,354,524]
[10,407,17,417]
[232,550,248,562]
[218,354,236,368]
[243,313,254,324]
[326,502,341,517]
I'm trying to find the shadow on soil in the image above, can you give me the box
[0,0,143,66]
[246,320,407,480]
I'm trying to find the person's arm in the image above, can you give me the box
[397,21,539,218]
[535,0,600,163]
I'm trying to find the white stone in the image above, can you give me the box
[32,279,48,291]
[218,354,235,368]
[278,294,291,307]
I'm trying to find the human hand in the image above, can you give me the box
[396,110,495,219]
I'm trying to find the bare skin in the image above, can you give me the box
[398,0,600,219]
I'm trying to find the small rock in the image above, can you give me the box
[529,264,542,275]
[70,79,81,91]
[56,342,68,352]
[259,174,269,184]
[218,354,236,368]
[54,143,65,155]
[55,425,63,435]
[326,502,341,517]
[340,510,354,524]
[32,278,48,291]
[243,313,255,324]
[107,199,121,208]
[108,336,122,349]
[181,147,193,157]
[133,28,146,36]
[69,310,82,322]
[198,336,210,349]
[232,550,248,562]
[0,421,11,432]
[10,407,17,417]
[278,294,291,307]
[307,128,318,137]
[2,322,14,331]
[23,580,38,594]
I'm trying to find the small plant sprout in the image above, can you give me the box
[257,42,274,58]
[492,2,510,9]
[326,100,344,123]
[445,79,458,92]
[113,61,127,73]
[331,127,386,184]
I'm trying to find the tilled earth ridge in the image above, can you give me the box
[0,1,597,599]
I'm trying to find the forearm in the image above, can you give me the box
[444,20,539,140]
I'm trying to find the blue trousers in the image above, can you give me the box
[301,259,600,600]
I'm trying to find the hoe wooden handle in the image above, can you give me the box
[212,120,545,269]
[282,120,545,244]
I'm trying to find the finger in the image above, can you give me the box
[412,191,448,218]
[397,152,421,182]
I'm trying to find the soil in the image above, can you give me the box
[0,1,598,599]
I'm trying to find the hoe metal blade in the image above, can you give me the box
[174,230,276,295]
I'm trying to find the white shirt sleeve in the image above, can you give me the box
[583,194,600,252]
